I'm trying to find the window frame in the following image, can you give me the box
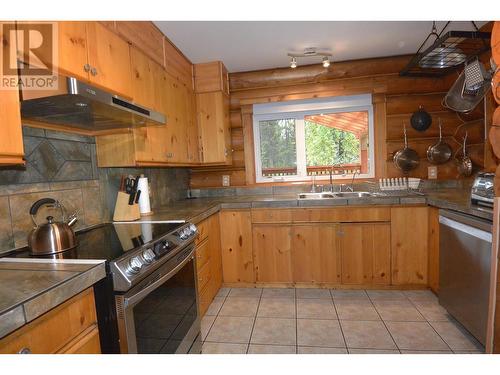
[252,95,375,183]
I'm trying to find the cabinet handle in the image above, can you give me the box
[90,67,98,76]
[18,347,32,354]
[166,152,174,158]
[83,64,91,72]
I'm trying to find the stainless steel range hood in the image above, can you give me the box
[20,76,166,131]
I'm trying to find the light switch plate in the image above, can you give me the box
[428,166,438,179]
[222,175,230,187]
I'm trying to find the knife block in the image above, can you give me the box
[113,191,140,222]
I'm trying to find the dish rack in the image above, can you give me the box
[379,178,421,191]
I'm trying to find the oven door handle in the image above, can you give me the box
[123,245,195,307]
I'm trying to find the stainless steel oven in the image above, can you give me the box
[115,244,201,354]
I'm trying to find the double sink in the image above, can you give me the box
[298,191,382,199]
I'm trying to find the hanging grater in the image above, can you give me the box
[463,58,488,95]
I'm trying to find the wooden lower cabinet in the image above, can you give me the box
[253,225,293,283]
[218,206,431,288]
[291,225,341,284]
[219,211,255,283]
[196,214,223,317]
[0,288,100,354]
[340,223,391,285]
[391,207,429,285]
[428,207,440,293]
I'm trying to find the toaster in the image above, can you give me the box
[471,172,495,208]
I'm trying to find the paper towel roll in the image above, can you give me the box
[137,177,152,215]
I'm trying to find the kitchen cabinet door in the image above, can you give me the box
[197,91,232,165]
[391,207,429,285]
[56,21,89,81]
[185,87,200,163]
[291,225,341,283]
[253,225,293,283]
[340,223,391,285]
[208,214,223,292]
[219,211,255,283]
[86,22,133,99]
[0,26,24,165]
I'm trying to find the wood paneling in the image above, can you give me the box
[428,207,440,294]
[253,225,293,283]
[340,223,391,285]
[391,207,429,285]
[219,211,255,283]
[0,288,98,354]
[114,21,165,67]
[229,55,413,91]
[291,225,341,283]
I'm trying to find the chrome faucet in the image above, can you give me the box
[346,170,359,192]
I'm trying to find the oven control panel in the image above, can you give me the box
[110,222,197,292]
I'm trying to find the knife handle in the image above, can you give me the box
[128,190,135,205]
[135,190,141,204]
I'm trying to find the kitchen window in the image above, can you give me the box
[253,94,375,183]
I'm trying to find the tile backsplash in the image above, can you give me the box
[0,126,190,254]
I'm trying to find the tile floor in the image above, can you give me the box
[201,288,485,354]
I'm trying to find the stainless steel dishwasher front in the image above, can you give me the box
[439,209,492,346]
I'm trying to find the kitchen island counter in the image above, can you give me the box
[0,259,105,339]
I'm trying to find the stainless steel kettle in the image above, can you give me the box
[28,198,78,255]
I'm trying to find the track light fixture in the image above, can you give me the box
[322,56,330,68]
[287,48,333,69]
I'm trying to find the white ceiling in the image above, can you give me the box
[154,21,486,73]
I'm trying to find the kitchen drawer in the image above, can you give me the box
[197,259,211,291]
[195,219,210,245]
[251,209,293,223]
[0,288,97,354]
[57,325,101,354]
[293,207,391,223]
[195,238,210,270]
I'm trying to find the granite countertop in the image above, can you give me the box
[0,259,106,339]
[136,187,492,224]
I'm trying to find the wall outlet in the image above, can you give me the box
[428,166,438,179]
[222,175,230,187]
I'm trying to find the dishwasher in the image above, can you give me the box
[439,209,492,346]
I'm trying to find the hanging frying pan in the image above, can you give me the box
[427,119,452,165]
[410,105,432,132]
[393,124,420,173]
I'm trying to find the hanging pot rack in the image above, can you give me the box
[400,21,491,77]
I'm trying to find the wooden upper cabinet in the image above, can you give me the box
[164,37,193,89]
[391,207,429,285]
[0,25,24,165]
[86,22,132,99]
[253,225,293,283]
[194,61,229,94]
[56,22,89,82]
[340,223,391,285]
[130,46,156,110]
[26,22,133,99]
[197,91,232,164]
[291,225,341,284]
[114,21,165,67]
